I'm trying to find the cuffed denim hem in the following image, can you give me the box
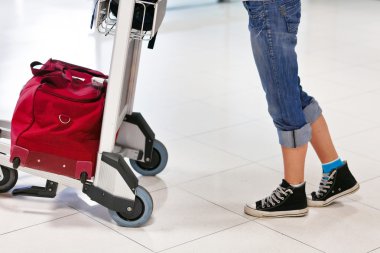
[303,99,322,124]
[278,123,312,148]
[276,100,322,148]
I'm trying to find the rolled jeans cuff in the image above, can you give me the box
[303,99,322,124]
[277,100,322,148]
[277,123,312,148]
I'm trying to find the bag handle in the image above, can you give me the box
[31,60,107,79]
[40,70,72,88]
[30,61,53,76]
[54,60,107,78]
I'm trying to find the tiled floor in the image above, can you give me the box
[1,0,380,252]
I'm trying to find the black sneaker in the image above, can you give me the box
[308,162,360,207]
[244,179,308,218]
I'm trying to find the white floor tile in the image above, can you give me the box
[179,163,284,218]
[192,120,281,162]
[138,138,251,191]
[321,108,378,140]
[365,61,380,72]
[301,78,365,107]
[0,213,151,253]
[1,0,380,252]
[335,127,380,163]
[72,187,247,252]
[256,200,380,253]
[298,53,353,77]
[0,172,78,235]
[202,86,269,120]
[318,66,380,93]
[143,100,250,136]
[321,46,380,66]
[327,94,380,124]
[161,221,320,253]
[350,177,380,210]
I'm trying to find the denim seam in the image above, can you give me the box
[265,8,286,136]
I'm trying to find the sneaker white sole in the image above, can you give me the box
[244,205,309,218]
[307,183,360,207]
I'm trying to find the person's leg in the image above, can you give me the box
[310,115,338,163]
[306,114,360,206]
[295,76,359,206]
[243,0,309,218]
[282,144,307,185]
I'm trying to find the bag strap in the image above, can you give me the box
[53,60,107,78]
[31,60,107,79]
[30,61,53,76]
[40,70,72,88]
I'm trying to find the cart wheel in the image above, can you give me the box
[130,140,168,176]
[109,186,153,227]
[0,166,18,193]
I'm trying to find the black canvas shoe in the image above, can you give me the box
[244,179,308,218]
[308,162,360,207]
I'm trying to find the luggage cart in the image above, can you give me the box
[0,0,168,227]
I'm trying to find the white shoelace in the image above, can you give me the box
[261,186,293,208]
[316,170,337,198]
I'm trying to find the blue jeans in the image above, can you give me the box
[243,0,322,148]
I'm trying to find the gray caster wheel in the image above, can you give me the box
[130,140,168,176]
[0,166,18,193]
[109,186,153,227]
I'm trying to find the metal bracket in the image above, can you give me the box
[82,152,138,213]
[82,182,136,213]
[12,180,58,198]
[123,112,155,162]
[119,148,143,161]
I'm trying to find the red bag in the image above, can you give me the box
[11,59,108,179]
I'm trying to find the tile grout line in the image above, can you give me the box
[367,246,380,253]
[177,184,253,221]
[75,210,155,253]
[183,118,261,140]
[141,157,276,194]
[350,198,380,214]
[334,125,380,142]
[147,151,301,195]
[357,175,380,185]
[175,156,373,253]
[188,133,281,164]
[253,220,326,253]
[325,105,380,129]
[148,161,256,194]
[156,221,251,253]
[73,174,253,252]
[0,212,79,236]
[337,146,380,164]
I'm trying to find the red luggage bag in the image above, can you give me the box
[10,59,108,179]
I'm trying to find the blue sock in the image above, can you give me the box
[322,158,344,174]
